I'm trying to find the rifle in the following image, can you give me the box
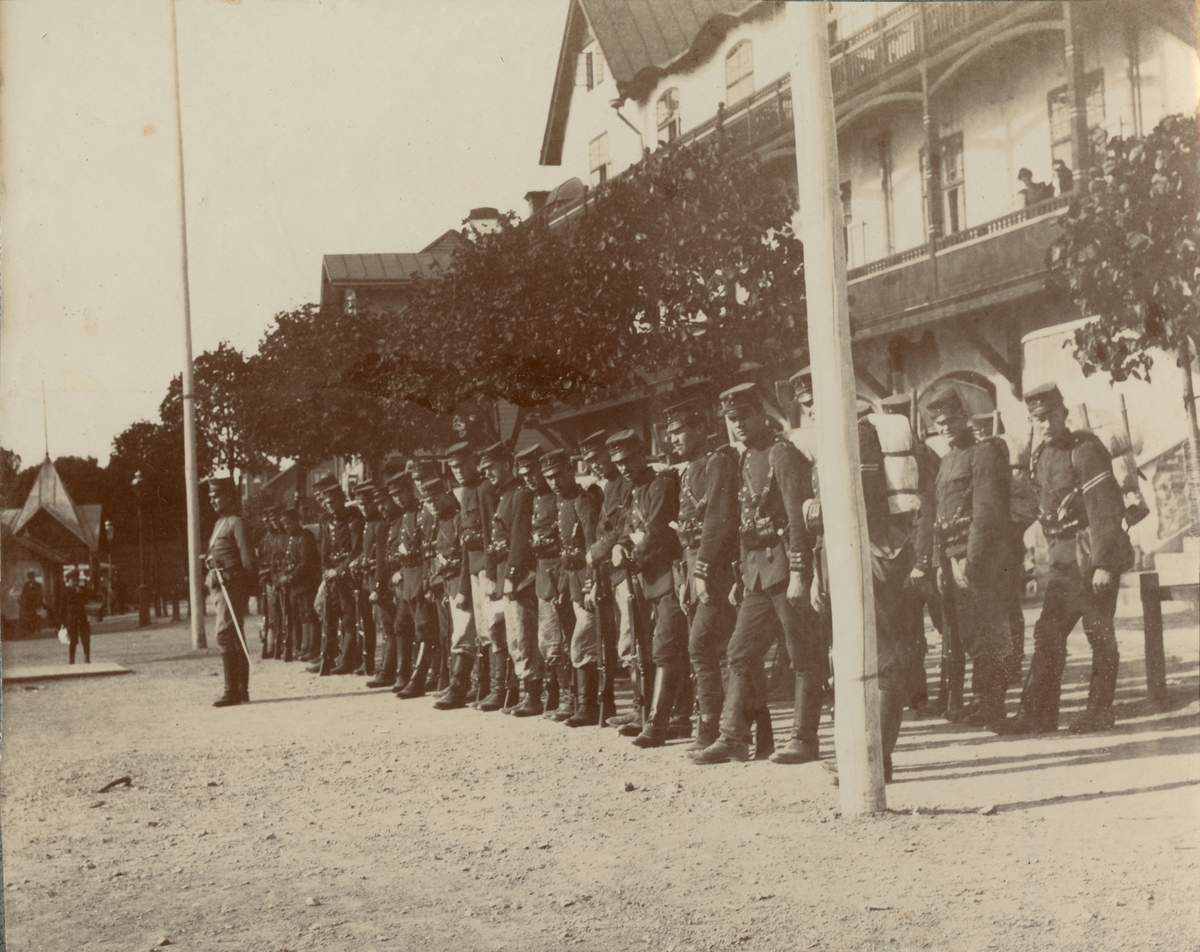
[622,560,653,723]
[592,572,618,723]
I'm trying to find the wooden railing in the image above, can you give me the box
[934,194,1070,252]
[672,73,793,153]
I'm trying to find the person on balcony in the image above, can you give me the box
[1053,159,1074,196]
[1018,168,1055,206]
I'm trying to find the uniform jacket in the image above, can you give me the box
[531,486,564,601]
[588,474,631,577]
[490,479,534,590]
[622,467,682,599]
[281,527,320,593]
[679,446,739,592]
[358,517,387,593]
[556,484,600,604]
[1032,429,1130,574]
[389,509,427,601]
[209,513,257,589]
[319,504,364,579]
[738,436,812,592]
[458,476,495,589]
[933,434,1009,569]
[913,442,941,570]
[430,506,463,599]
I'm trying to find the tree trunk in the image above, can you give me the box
[1178,334,1200,534]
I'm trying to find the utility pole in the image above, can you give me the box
[169,0,206,648]
[784,2,886,816]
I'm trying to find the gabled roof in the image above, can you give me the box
[11,456,98,552]
[540,0,761,166]
[420,229,470,257]
[322,250,457,288]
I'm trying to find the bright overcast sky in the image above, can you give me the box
[0,0,567,466]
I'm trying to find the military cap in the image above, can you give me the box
[407,457,440,482]
[386,471,415,494]
[970,413,996,437]
[261,504,282,516]
[540,447,573,476]
[578,430,610,461]
[880,393,912,415]
[478,440,512,468]
[312,474,341,496]
[352,480,377,498]
[1024,382,1065,412]
[856,397,875,418]
[926,384,967,418]
[664,398,704,433]
[417,475,448,499]
[204,475,236,495]
[513,444,545,475]
[442,441,474,462]
[790,366,813,398]
[718,382,762,417]
[605,429,643,463]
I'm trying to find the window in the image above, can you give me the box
[589,133,610,187]
[656,88,681,144]
[576,45,604,91]
[919,131,966,235]
[344,287,358,316]
[724,40,754,104]
[1048,71,1104,166]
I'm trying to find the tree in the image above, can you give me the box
[360,130,806,413]
[1047,112,1200,527]
[1,446,23,508]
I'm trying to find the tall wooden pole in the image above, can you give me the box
[784,2,885,815]
[169,0,206,649]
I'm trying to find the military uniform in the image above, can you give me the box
[205,476,257,706]
[1001,383,1131,734]
[389,471,440,699]
[352,484,384,677]
[424,477,475,710]
[258,508,287,659]
[313,475,365,676]
[279,505,320,664]
[693,384,818,764]
[543,448,603,726]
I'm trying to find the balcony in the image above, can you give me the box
[846,195,1071,338]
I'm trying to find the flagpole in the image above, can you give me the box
[785,2,885,815]
[169,0,207,650]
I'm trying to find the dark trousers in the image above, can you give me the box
[322,579,359,669]
[287,586,317,656]
[214,576,251,656]
[393,594,438,680]
[648,588,688,666]
[688,597,736,719]
[68,620,91,663]
[1021,564,1120,723]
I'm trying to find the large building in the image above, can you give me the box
[537,0,1198,566]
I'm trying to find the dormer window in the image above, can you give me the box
[657,88,681,144]
[577,44,604,91]
[344,288,358,316]
[725,40,754,104]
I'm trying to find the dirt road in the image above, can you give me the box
[2,603,1198,952]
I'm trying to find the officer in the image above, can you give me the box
[422,475,474,710]
[928,384,1012,728]
[482,441,541,715]
[310,474,365,676]
[514,445,576,719]
[606,430,689,749]
[350,481,383,677]
[664,399,742,755]
[446,442,504,710]
[204,476,257,706]
[542,447,604,726]
[692,384,818,765]
[996,383,1130,735]
[388,471,440,699]
[278,503,320,664]
[880,392,942,712]
[580,430,635,732]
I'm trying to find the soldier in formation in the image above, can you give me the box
[205,476,257,707]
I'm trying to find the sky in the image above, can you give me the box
[0,0,569,467]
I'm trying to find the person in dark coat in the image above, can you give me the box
[19,570,44,638]
[279,504,320,664]
[62,569,91,664]
[389,471,441,699]
[204,476,257,707]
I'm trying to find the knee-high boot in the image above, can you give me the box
[879,686,906,782]
[477,647,507,712]
[213,652,240,707]
[469,648,493,710]
[396,641,432,698]
[1069,646,1119,733]
[769,673,822,764]
[632,664,680,748]
[752,705,775,760]
[565,664,600,727]
[547,659,576,722]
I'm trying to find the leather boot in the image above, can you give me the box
[512,678,545,717]
[475,648,507,711]
[395,642,432,698]
[1069,647,1119,733]
[544,668,560,711]
[879,687,905,783]
[752,706,775,760]
[213,653,241,707]
[966,656,1008,728]
[689,734,749,764]
[566,664,600,727]
[501,663,522,713]
[617,668,647,735]
[548,660,577,722]
[687,716,721,753]
[397,628,414,687]
[433,653,472,710]
[233,648,250,704]
[632,665,679,748]
[667,671,694,740]
[469,649,491,709]
[770,673,822,764]
[369,631,398,688]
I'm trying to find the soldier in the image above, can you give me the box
[422,475,474,710]
[995,383,1131,735]
[482,441,542,716]
[580,430,635,732]
[204,476,257,707]
[350,482,383,677]
[278,503,320,664]
[692,384,819,765]
[388,471,440,699]
[664,399,745,756]
[359,482,399,686]
[928,385,1012,729]
[310,474,365,676]
[542,447,604,727]
[514,445,576,720]
[446,442,506,711]
[257,506,285,660]
[606,430,689,749]
[880,392,942,713]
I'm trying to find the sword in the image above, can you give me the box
[211,562,254,668]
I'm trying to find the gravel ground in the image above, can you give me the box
[2,598,1198,952]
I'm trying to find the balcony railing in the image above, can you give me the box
[672,73,793,154]
[934,193,1070,251]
